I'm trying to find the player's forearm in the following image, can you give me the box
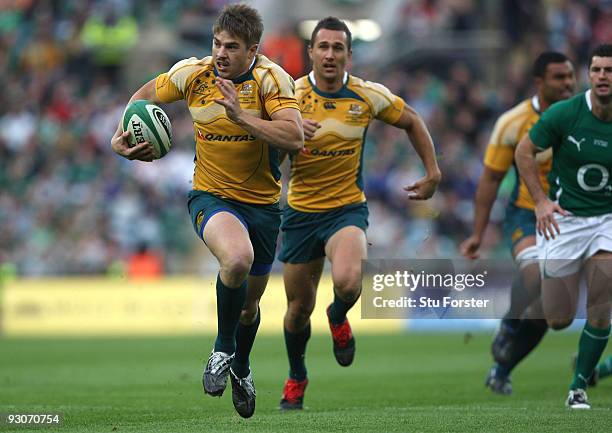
[406,117,441,180]
[472,176,503,239]
[234,112,304,151]
[515,138,547,204]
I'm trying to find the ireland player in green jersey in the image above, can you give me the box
[516,44,612,409]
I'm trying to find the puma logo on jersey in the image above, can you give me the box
[567,135,586,151]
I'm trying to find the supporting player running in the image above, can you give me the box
[515,44,612,410]
[460,52,575,395]
[278,17,441,410]
[110,4,303,418]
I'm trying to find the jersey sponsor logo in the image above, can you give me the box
[348,104,363,115]
[567,135,586,151]
[594,139,609,148]
[202,133,256,142]
[306,148,355,157]
[240,83,254,95]
[576,163,611,193]
[323,101,336,110]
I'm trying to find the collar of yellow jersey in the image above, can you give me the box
[308,70,358,99]
[308,70,349,87]
[530,95,541,114]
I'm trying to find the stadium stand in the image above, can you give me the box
[0,0,608,275]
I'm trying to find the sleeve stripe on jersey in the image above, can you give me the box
[155,74,174,92]
[495,111,531,147]
[167,62,205,94]
[260,68,284,107]
[355,83,396,106]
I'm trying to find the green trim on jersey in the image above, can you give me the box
[268,145,281,181]
[355,126,369,191]
[528,91,612,216]
[307,74,366,101]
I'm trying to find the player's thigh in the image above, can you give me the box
[325,226,367,291]
[203,211,254,268]
[584,250,612,326]
[283,258,325,307]
[505,204,536,260]
[513,235,540,288]
[512,235,536,260]
[188,191,254,269]
[541,272,581,328]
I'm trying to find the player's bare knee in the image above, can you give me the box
[587,317,611,330]
[220,253,253,285]
[333,271,362,301]
[547,318,572,330]
[287,300,315,327]
[333,279,361,302]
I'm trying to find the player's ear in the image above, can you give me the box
[534,76,543,88]
[307,45,314,62]
[248,43,259,57]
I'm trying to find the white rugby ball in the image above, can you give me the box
[122,100,172,159]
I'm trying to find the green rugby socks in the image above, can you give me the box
[570,323,610,390]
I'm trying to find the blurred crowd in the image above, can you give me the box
[0,0,610,276]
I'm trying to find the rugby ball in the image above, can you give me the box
[122,100,172,159]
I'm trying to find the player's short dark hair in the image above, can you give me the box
[310,16,352,50]
[588,43,612,69]
[533,52,569,78]
[213,4,263,46]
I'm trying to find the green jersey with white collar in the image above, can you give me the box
[529,90,612,216]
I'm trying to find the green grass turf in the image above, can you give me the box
[0,332,610,432]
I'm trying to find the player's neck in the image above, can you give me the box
[311,70,347,93]
[536,94,551,112]
[229,56,257,81]
[590,90,612,122]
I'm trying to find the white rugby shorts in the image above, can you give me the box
[537,212,612,278]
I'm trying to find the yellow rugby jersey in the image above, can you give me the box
[155,54,299,204]
[483,96,552,210]
[288,72,405,212]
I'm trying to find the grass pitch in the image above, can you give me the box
[1,332,610,432]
